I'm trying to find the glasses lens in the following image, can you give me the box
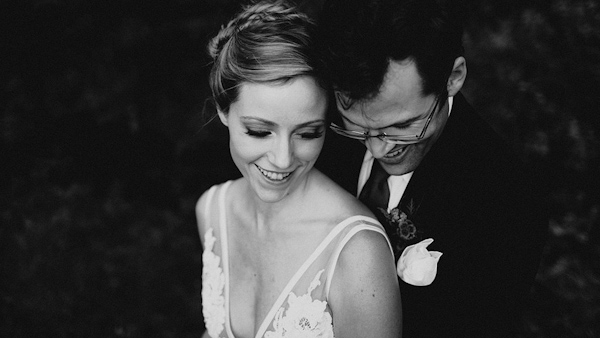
[330,95,443,144]
[331,124,424,143]
[382,135,419,144]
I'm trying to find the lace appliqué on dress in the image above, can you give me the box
[264,270,334,338]
[202,228,226,338]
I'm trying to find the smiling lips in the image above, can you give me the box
[255,164,293,182]
[384,146,408,159]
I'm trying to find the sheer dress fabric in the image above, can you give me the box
[199,181,392,338]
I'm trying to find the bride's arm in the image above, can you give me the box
[329,230,402,338]
[195,188,213,246]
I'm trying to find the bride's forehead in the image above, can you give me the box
[230,84,327,125]
[238,78,325,105]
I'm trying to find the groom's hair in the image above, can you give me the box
[316,0,466,102]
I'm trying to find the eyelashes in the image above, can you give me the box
[245,128,324,139]
[298,131,324,139]
[245,129,271,137]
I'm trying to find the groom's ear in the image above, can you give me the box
[217,110,229,127]
[446,56,467,97]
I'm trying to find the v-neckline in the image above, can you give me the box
[217,181,364,338]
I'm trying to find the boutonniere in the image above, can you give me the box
[378,207,417,241]
[397,238,442,286]
[378,198,422,249]
[378,199,442,286]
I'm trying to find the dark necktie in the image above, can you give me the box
[359,160,391,226]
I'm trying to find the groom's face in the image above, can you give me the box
[336,59,450,176]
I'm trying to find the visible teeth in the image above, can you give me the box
[385,148,405,158]
[256,166,291,181]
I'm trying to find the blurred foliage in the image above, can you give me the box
[461,1,600,336]
[1,0,598,337]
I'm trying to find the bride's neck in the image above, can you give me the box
[245,174,314,232]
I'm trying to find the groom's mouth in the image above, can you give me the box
[381,145,409,162]
[385,147,406,158]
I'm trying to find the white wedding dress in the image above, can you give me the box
[199,181,392,338]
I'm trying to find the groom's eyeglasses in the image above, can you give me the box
[329,95,445,144]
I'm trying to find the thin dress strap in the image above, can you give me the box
[253,215,372,338]
[218,181,236,338]
[324,217,393,298]
[201,185,219,228]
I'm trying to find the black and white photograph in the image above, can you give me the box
[2,0,598,337]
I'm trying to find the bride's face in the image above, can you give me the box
[219,76,327,203]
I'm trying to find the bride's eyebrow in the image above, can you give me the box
[240,116,275,126]
[296,119,326,128]
[240,117,326,128]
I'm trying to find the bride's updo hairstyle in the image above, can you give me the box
[207,0,322,115]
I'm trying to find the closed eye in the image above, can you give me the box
[390,124,413,131]
[298,131,324,139]
[245,129,271,138]
[296,125,325,139]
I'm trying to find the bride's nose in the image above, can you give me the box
[268,135,293,169]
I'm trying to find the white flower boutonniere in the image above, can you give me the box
[397,238,442,286]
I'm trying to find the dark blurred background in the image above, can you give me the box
[1,0,598,337]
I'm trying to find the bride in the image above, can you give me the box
[196,2,402,337]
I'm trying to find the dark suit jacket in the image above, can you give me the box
[316,93,548,337]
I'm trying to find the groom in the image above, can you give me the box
[315,0,548,336]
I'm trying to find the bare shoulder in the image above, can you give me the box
[310,169,375,221]
[196,179,244,241]
[336,227,394,275]
[329,222,402,337]
[195,187,211,219]
[195,187,212,240]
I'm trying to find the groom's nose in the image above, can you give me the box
[365,137,395,159]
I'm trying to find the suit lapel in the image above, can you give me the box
[400,92,472,209]
[388,93,471,258]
